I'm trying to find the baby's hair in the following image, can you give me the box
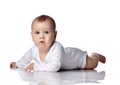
[31,15,56,31]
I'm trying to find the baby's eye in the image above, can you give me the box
[44,31,49,34]
[35,31,40,34]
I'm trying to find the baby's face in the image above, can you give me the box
[31,20,56,50]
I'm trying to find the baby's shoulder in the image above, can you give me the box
[53,41,64,48]
[28,45,38,53]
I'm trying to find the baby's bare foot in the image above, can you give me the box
[92,53,106,63]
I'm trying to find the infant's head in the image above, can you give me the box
[31,15,57,49]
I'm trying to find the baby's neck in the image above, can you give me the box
[38,48,50,62]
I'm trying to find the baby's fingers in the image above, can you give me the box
[24,68,34,72]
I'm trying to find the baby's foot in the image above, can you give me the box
[92,53,106,63]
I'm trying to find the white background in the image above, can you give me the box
[0,0,120,85]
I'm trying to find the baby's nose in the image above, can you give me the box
[39,33,44,39]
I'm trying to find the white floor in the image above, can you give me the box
[1,55,120,85]
[1,68,105,85]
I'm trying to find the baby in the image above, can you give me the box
[10,15,106,72]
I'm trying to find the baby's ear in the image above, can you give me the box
[54,31,57,40]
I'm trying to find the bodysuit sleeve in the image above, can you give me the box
[34,42,65,72]
[16,46,36,67]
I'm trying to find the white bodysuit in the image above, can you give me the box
[16,41,87,72]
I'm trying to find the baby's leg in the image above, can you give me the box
[84,53,106,70]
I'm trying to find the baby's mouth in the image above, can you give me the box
[40,41,45,44]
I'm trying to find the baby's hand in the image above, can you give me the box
[24,63,34,72]
[10,62,18,68]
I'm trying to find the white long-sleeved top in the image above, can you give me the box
[16,41,87,72]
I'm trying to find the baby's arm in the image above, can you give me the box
[10,46,36,69]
